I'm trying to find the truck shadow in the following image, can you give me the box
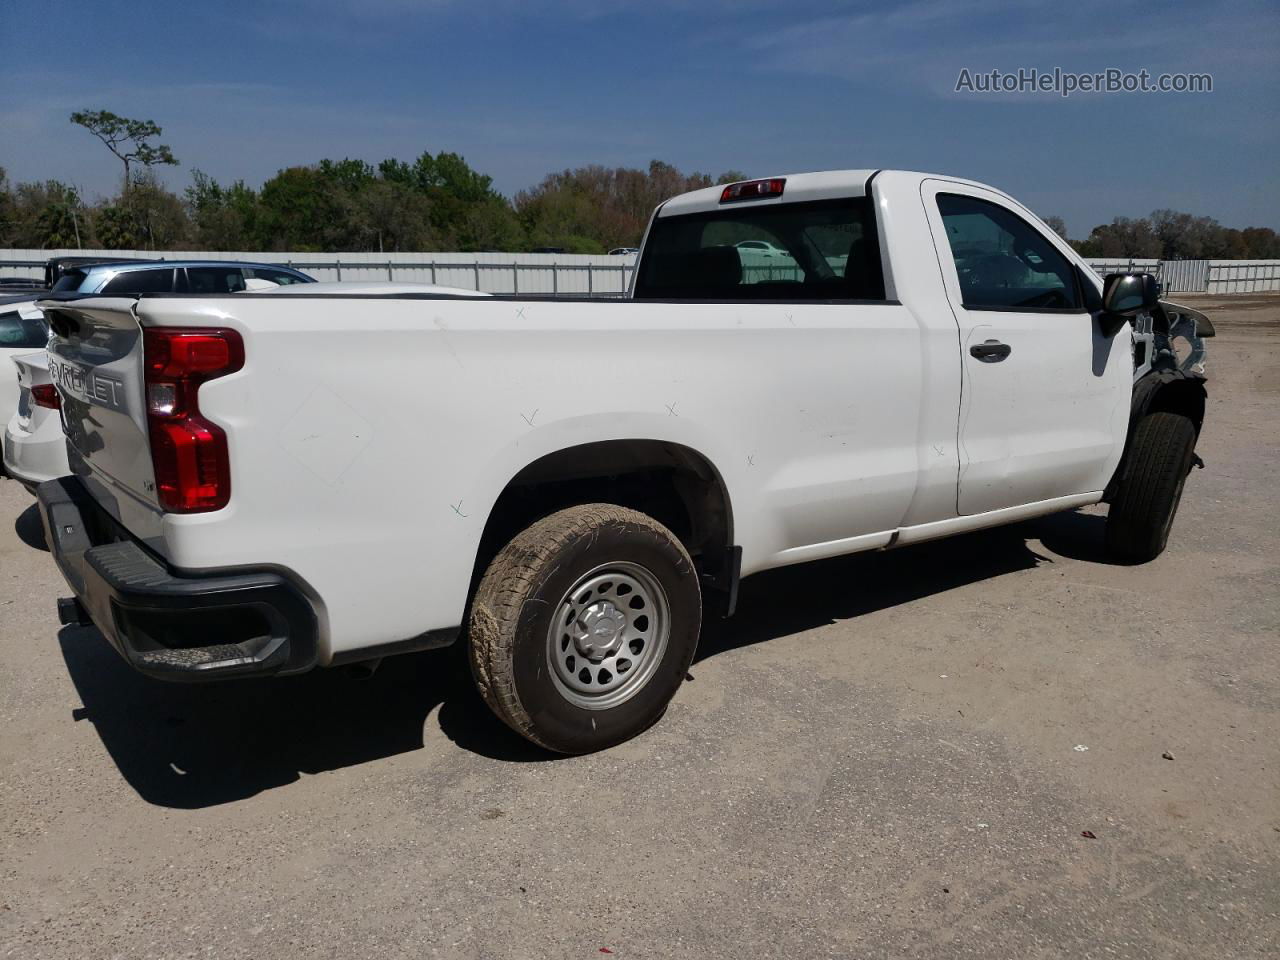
[1032,508,1112,564]
[14,501,48,552]
[59,512,1096,809]
[58,626,544,809]
[696,522,1052,661]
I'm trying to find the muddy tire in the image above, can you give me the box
[468,504,701,754]
[1105,412,1197,564]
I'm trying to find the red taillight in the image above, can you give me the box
[720,178,786,203]
[143,327,244,513]
[32,384,61,410]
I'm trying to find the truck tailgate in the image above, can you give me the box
[44,299,160,517]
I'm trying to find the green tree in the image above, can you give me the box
[7,180,88,248]
[1043,215,1069,241]
[70,110,179,190]
[1239,227,1280,258]
[318,157,376,193]
[1149,209,1225,260]
[92,174,189,250]
[256,166,350,250]
[516,160,730,252]
[186,169,260,249]
[1077,216,1160,258]
[456,197,526,252]
[0,167,17,246]
[373,150,522,250]
[92,204,137,249]
[353,179,436,252]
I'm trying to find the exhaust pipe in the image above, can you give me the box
[57,596,91,626]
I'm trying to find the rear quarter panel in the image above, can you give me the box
[136,294,927,661]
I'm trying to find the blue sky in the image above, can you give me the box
[2,0,1277,239]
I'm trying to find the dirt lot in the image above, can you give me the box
[1,296,1277,960]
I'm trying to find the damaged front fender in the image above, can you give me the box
[1104,367,1208,502]
[1147,298,1214,376]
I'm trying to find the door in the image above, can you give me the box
[922,181,1131,516]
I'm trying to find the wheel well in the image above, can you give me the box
[1146,377,1206,436]
[471,440,734,597]
[1105,372,1207,502]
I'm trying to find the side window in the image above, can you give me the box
[937,194,1081,310]
[246,267,308,286]
[101,269,175,295]
[0,310,48,348]
[634,198,885,301]
[185,268,247,293]
[52,269,89,293]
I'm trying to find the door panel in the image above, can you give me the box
[922,181,1130,516]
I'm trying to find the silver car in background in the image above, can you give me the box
[52,260,315,295]
[2,261,316,489]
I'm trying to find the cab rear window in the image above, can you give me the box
[634,198,885,301]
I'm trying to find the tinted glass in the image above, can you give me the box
[101,269,175,294]
[937,194,1081,310]
[0,310,48,348]
[635,198,885,301]
[185,268,246,293]
[53,269,90,293]
[246,267,311,286]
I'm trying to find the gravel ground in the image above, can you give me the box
[1,296,1277,959]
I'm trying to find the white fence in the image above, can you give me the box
[2,248,1278,295]
[1204,260,1280,294]
[1082,258,1162,275]
[0,248,636,297]
[1081,258,1280,293]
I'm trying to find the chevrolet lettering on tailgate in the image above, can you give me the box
[49,358,128,412]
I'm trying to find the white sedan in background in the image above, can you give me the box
[0,297,48,432]
[3,350,67,489]
[1,296,68,490]
[733,239,793,258]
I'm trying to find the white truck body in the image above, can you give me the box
[36,170,1207,751]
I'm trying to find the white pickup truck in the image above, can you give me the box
[37,170,1211,753]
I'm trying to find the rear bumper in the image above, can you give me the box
[3,421,69,491]
[37,477,319,682]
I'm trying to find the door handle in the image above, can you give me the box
[970,340,1012,362]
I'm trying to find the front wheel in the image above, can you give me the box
[1105,411,1197,563]
[468,504,701,754]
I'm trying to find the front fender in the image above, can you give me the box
[1104,369,1207,501]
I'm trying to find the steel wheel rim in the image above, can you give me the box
[546,560,671,711]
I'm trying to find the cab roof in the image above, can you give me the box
[659,169,879,217]
[656,169,1012,218]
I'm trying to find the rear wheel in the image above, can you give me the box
[468,504,701,754]
[1105,412,1197,563]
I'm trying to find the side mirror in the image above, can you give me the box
[1099,272,1160,337]
[1102,272,1160,316]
